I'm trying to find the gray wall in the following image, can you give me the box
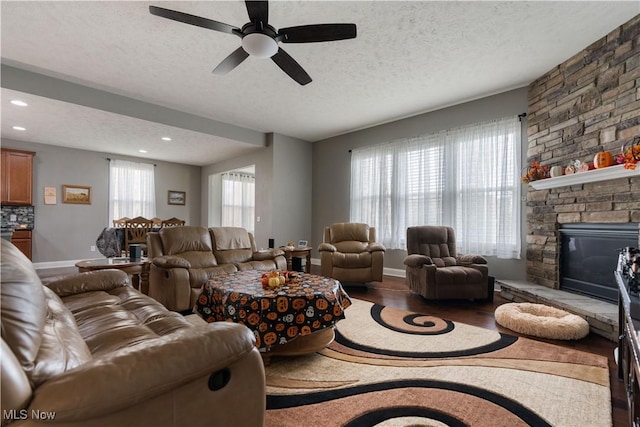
[272,133,313,248]
[201,146,274,250]
[1,138,201,264]
[312,87,529,280]
[4,87,526,281]
[201,133,313,251]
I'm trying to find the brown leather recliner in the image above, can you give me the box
[0,240,265,427]
[147,226,286,312]
[404,225,491,301]
[147,226,238,312]
[209,226,287,272]
[318,222,386,283]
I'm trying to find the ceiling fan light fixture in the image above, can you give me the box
[241,33,278,58]
[149,2,357,85]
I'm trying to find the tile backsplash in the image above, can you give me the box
[1,205,35,229]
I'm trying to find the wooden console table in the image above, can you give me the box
[616,265,640,427]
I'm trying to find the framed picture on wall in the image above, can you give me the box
[168,190,186,205]
[62,185,91,204]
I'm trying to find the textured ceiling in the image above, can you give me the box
[1,1,638,166]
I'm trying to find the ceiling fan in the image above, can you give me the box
[149,1,357,86]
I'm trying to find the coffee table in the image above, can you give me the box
[193,270,351,357]
[75,257,150,295]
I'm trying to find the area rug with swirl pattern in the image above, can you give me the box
[264,299,611,427]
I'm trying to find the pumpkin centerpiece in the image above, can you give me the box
[593,150,614,169]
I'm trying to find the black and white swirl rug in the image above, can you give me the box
[265,299,611,427]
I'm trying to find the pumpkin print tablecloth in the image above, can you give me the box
[194,270,352,350]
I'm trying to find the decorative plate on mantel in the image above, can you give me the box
[529,164,640,190]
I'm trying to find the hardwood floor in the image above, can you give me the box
[38,265,628,426]
[338,274,629,427]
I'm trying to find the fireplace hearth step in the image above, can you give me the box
[497,280,618,342]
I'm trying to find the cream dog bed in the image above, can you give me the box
[495,303,589,340]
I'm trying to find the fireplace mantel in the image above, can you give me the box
[530,164,639,190]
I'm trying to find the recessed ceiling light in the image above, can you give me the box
[10,100,28,107]
[12,126,26,131]
[139,149,148,153]
[161,137,172,141]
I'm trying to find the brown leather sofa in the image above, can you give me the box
[1,240,265,427]
[209,226,286,272]
[318,222,386,283]
[404,225,491,301]
[147,226,286,312]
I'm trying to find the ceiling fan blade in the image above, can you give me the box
[213,47,250,75]
[245,1,269,24]
[271,48,312,86]
[149,5,240,36]
[279,24,357,43]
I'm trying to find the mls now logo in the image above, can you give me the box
[3,409,56,421]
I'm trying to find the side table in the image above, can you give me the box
[280,246,312,273]
[75,257,150,295]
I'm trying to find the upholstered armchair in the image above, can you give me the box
[318,222,386,283]
[147,226,238,312]
[404,225,491,301]
[209,227,286,272]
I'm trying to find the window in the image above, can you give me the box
[350,116,521,259]
[221,172,255,233]
[109,159,156,223]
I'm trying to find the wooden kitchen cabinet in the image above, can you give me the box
[1,148,35,205]
[11,230,32,260]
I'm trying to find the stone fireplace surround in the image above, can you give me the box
[497,14,640,341]
[525,14,640,291]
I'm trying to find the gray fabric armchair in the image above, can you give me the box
[404,226,491,301]
[318,222,385,283]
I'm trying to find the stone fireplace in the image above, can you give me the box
[525,14,640,292]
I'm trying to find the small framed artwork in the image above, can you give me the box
[297,240,308,248]
[168,190,186,205]
[62,185,91,204]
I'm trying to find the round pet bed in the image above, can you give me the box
[494,302,589,340]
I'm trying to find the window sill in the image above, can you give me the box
[529,164,639,190]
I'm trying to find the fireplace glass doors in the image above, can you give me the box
[559,223,639,303]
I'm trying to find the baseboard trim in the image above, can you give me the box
[383,267,405,278]
[310,257,406,278]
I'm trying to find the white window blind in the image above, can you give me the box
[109,159,156,224]
[221,172,255,233]
[350,116,521,259]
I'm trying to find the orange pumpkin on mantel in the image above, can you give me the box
[593,150,614,169]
